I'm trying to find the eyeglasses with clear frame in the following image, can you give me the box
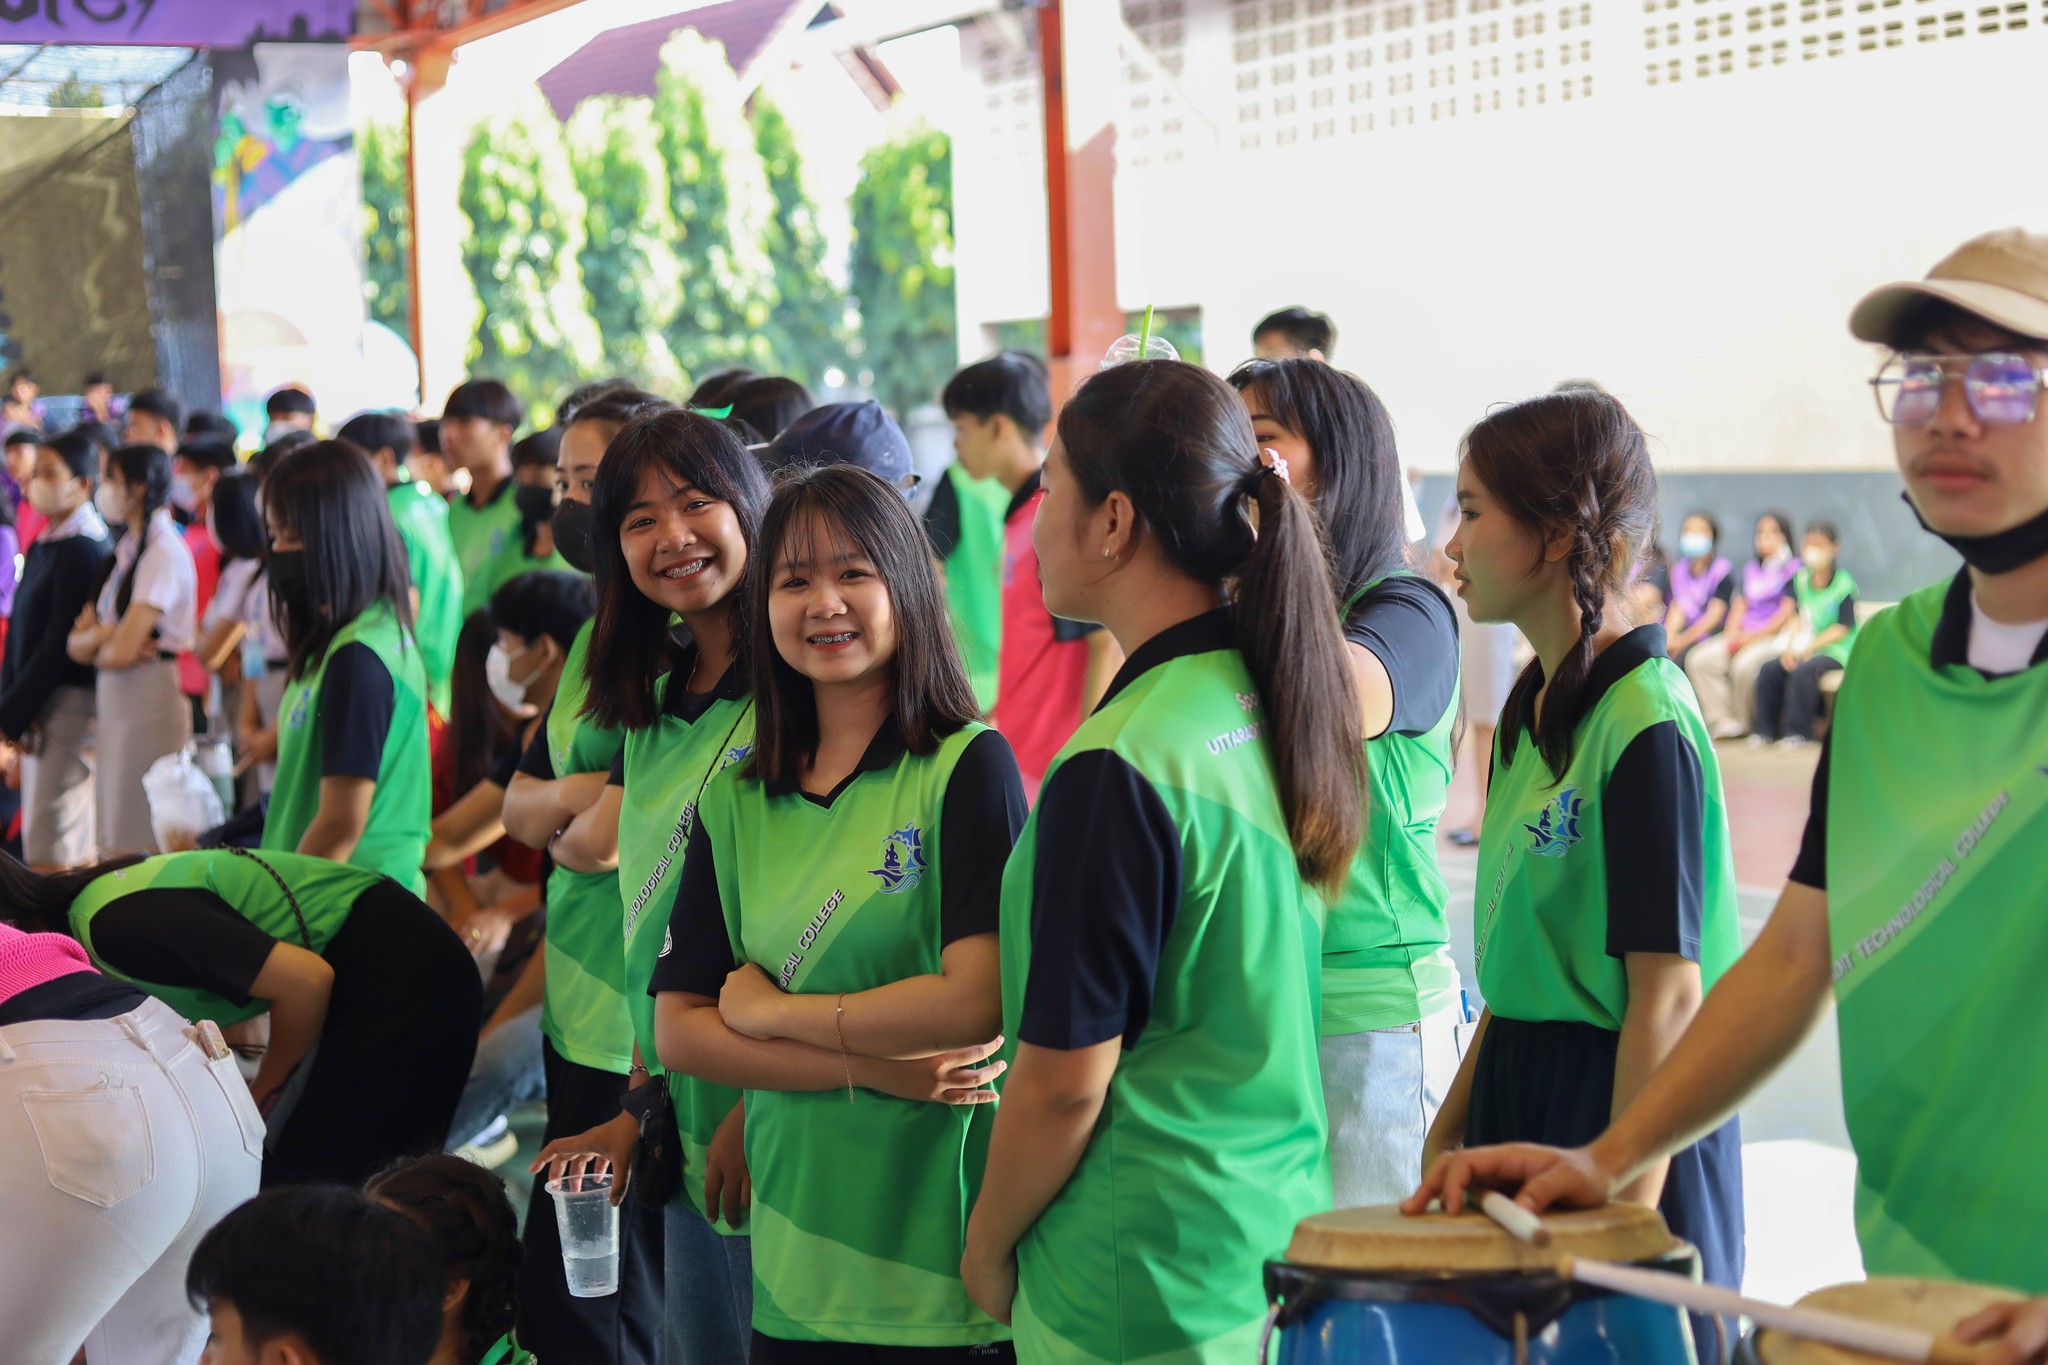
[1870,351,2048,427]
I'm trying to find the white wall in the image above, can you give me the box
[951,0,2048,473]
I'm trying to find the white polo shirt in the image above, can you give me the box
[96,507,198,654]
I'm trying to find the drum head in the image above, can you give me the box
[1286,1202,1681,1275]
[1756,1278,2024,1364]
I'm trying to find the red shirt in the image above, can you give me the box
[179,517,220,698]
[992,473,1094,800]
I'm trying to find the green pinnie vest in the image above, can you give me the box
[1000,638,1329,1365]
[1793,564,1862,665]
[386,476,464,713]
[539,620,632,1072]
[1824,579,2047,1291]
[263,600,432,895]
[71,850,386,1025]
[938,463,1009,712]
[617,670,754,1230]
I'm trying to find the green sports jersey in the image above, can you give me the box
[263,601,432,895]
[386,477,464,714]
[1001,623,1329,1365]
[1324,575,1461,1036]
[539,620,632,1072]
[1824,577,2048,1291]
[70,850,385,1026]
[935,463,1008,711]
[693,724,1004,1346]
[1794,565,1861,665]
[618,665,754,1229]
[1474,640,1741,1028]
[447,478,522,617]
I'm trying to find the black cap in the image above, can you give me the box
[764,401,915,494]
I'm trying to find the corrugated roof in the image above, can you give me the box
[536,0,816,120]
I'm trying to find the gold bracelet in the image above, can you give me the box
[835,992,853,1104]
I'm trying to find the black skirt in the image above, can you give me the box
[1470,1015,1745,1358]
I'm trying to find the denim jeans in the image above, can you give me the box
[444,1004,545,1149]
[1319,1002,1468,1208]
[665,1199,752,1365]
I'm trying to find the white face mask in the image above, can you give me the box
[264,420,300,445]
[485,641,541,711]
[1678,532,1713,560]
[94,483,129,526]
[170,471,201,515]
[1802,546,1834,572]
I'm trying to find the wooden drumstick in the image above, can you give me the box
[1557,1255,1991,1364]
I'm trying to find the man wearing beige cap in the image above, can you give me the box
[1406,228,2048,1362]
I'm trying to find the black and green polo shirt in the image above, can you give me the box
[653,719,1026,1345]
[999,609,1331,1365]
[1474,624,1742,1028]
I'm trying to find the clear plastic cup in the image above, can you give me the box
[545,1170,620,1297]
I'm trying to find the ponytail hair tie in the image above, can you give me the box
[1248,447,1290,492]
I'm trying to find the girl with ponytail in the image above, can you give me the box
[963,359,1364,1362]
[1416,389,1745,1341]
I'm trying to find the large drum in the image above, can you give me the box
[1265,1202,1701,1364]
[1737,1278,2023,1363]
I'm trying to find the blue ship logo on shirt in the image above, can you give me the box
[1525,787,1587,858]
[871,824,927,894]
[285,688,310,730]
[724,743,752,769]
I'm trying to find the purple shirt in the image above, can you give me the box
[1739,553,1798,632]
[1670,554,1732,630]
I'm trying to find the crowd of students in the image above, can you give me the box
[0,224,2045,1365]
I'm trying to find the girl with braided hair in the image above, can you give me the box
[1419,388,1745,1349]
[368,1153,531,1365]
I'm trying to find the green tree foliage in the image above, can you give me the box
[359,118,412,346]
[565,96,685,395]
[751,95,845,389]
[849,119,956,421]
[48,72,105,109]
[651,30,776,379]
[457,86,602,425]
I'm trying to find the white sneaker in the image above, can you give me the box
[1776,735,1812,750]
[1745,734,1772,748]
[1710,720,1747,740]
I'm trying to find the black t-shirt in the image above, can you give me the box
[517,704,557,781]
[88,890,285,1007]
[320,643,397,781]
[923,471,964,562]
[1343,575,1461,739]
[650,727,1027,998]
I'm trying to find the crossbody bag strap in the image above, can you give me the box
[226,845,315,950]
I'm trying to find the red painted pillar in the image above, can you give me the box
[1039,0,1125,406]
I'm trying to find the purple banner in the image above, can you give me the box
[0,1,355,46]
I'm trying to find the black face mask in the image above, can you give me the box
[552,497,596,574]
[1904,492,2048,575]
[267,549,310,616]
[515,484,557,525]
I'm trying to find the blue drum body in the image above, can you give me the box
[1265,1247,1701,1365]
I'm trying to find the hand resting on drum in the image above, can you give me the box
[1952,1297,2048,1365]
[1401,1141,1616,1219]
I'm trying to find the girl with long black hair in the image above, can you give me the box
[531,397,761,1365]
[368,1153,533,1365]
[653,462,1027,1362]
[1228,357,1467,1208]
[0,846,478,1187]
[962,358,1365,1362]
[258,441,432,891]
[67,443,195,856]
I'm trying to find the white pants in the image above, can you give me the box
[1320,1002,1468,1209]
[1684,627,1794,734]
[0,996,264,1365]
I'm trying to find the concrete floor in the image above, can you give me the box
[1439,736,1865,1301]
